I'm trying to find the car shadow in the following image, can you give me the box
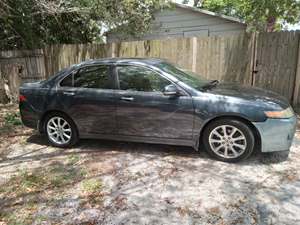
[0,134,210,171]
[26,133,203,159]
[23,134,292,165]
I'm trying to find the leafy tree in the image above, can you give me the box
[183,0,300,31]
[0,0,169,50]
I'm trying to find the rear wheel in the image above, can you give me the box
[44,113,78,148]
[203,119,255,162]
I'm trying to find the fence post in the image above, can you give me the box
[111,42,116,58]
[250,32,258,86]
[192,37,197,72]
[292,34,300,107]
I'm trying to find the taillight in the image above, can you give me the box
[19,95,27,102]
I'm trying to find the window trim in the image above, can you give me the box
[114,63,189,96]
[57,64,115,90]
[58,70,75,87]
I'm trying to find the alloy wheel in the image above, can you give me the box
[47,116,72,145]
[208,125,247,159]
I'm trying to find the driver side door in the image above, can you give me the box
[114,64,194,140]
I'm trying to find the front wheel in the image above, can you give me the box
[202,119,255,162]
[44,113,78,148]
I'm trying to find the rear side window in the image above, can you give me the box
[60,65,112,89]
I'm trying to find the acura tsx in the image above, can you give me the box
[19,58,297,162]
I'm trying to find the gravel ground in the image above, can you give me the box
[0,104,300,225]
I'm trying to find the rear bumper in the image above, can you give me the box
[253,116,297,153]
[19,102,39,129]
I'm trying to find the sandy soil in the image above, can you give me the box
[0,104,300,225]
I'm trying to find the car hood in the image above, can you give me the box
[206,83,290,109]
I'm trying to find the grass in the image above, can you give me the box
[0,160,105,224]
[67,154,80,165]
[0,112,23,136]
[0,163,88,225]
[0,204,37,225]
[4,112,22,126]
[80,178,104,208]
[0,163,85,196]
[82,178,102,193]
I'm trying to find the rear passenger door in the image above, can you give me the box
[58,64,117,135]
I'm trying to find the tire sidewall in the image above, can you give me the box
[203,119,255,162]
[44,113,78,148]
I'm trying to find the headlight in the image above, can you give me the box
[264,107,294,119]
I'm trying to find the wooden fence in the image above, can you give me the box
[1,31,300,108]
[0,49,46,102]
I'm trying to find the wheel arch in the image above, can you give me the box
[39,110,78,134]
[199,115,261,152]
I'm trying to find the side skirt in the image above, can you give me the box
[80,133,196,149]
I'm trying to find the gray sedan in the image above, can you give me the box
[19,58,297,162]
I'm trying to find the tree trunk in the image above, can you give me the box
[0,64,21,103]
[266,16,276,32]
[193,0,200,7]
[193,0,206,7]
[0,69,9,104]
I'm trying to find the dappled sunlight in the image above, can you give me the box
[1,105,300,224]
[0,131,299,224]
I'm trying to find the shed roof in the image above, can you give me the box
[173,3,245,25]
[105,3,246,36]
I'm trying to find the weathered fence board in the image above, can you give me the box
[195,33,253,85]
[115,38,194,70]
[1,31,300,107]
[253,32,299,100]
[293,39,300,106]
[0,49,46,102]
[44,44,110,78]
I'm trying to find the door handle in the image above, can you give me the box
[63,91,75,96]
[120,96,134,101]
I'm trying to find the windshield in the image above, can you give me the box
[156,62,210,90]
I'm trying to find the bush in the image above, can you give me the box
[4,112,22,126]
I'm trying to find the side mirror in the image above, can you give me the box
[163,84,179,96]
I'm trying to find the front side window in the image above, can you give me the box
[60,65,112,89]
[156,62,209,90]
[117,65,171,92]
[60,73,73,87]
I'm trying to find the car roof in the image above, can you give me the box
[78,57,166,66]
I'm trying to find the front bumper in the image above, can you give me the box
[253,116,297,153]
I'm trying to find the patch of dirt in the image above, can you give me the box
[1,104,300,225]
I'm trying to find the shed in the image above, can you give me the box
[106,3,247,43]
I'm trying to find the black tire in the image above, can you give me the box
[202,119,255,163]
[44,112,79,148]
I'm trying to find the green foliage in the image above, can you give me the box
[0,0,169,50]
[200,0,300,31]
[0,163,86,195]
[0,165,87,225]
[80,178,103,207]
[4,112,22,126]
[67,154,80,165]
[81,178,102,193]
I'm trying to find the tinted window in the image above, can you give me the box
[117,66,171,92]
[74,66,111,89]
[60,74,73,87]
[156,62,209,90]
